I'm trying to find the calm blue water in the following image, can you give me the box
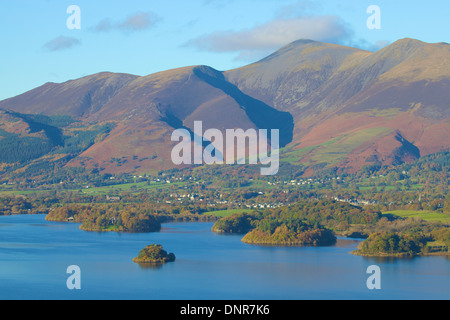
[0,214,448,300]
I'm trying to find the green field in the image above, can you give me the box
[79,180,189,194]
[310,127,392,165]
[359,184,423,192]
[0,189,42,196]
[0,180,189,197]
[383,210,450,223]
[280,127,392,165]
[204,208,255,218]
[280,139,337,164]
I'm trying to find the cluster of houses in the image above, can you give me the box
[165,192,289,210]
[333,197,378,207]
[267,177,342,186]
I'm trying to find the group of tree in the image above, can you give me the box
[45,202,217,233]
[211,199,449,255]
[354,232,425,257]
[241,218,337,246]
[132,244,176,264]
[211,199,380,246]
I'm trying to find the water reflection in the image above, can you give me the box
[363,255,417,264]
[334,238,363,248]
[136,262,165,270]
[29,223,63,228]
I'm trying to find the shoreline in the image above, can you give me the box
[351,250,450,258]
[4,214,450,258]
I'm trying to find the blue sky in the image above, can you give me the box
[1,0,449,101]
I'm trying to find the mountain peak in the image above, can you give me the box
[389,38,427,49]
[286,39,317,47]
[368,38,429,66]
[394,37,425,44]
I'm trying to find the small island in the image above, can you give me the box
[211,212,257,234]
[212,211,337,247]
[241,219,336,246]
[352,232,449,257]
[132,244,176,264]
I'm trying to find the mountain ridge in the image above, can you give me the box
[0,38,448,177]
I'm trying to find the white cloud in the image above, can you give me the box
[186,15,354,60]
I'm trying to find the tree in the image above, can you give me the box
[444,194,450,213]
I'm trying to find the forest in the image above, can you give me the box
[211,200,373,246]
[45,202,217,232]
[210,199,449,254]
[352,217,450,256]
[353,232,425,257]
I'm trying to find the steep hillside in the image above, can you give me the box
[0,72,139,118]
[226,38,450,173]
[0,38,448,176]
[0,66,293,175]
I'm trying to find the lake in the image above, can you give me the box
[0,214,449,300]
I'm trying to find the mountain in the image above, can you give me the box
[226,38,450,174]
[0,72,139,118]
[0,38,448,177]
[0,110,62,165]
[0,66,293,176]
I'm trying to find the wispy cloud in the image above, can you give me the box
[43,36,81,52]
[185,15,354,61]
[91,12,160,34]
[186,0,390,60]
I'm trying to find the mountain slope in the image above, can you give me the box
[226,38,450,173]
[0,65,293,175]
[0,72,139,118]
[0,38,448,176]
